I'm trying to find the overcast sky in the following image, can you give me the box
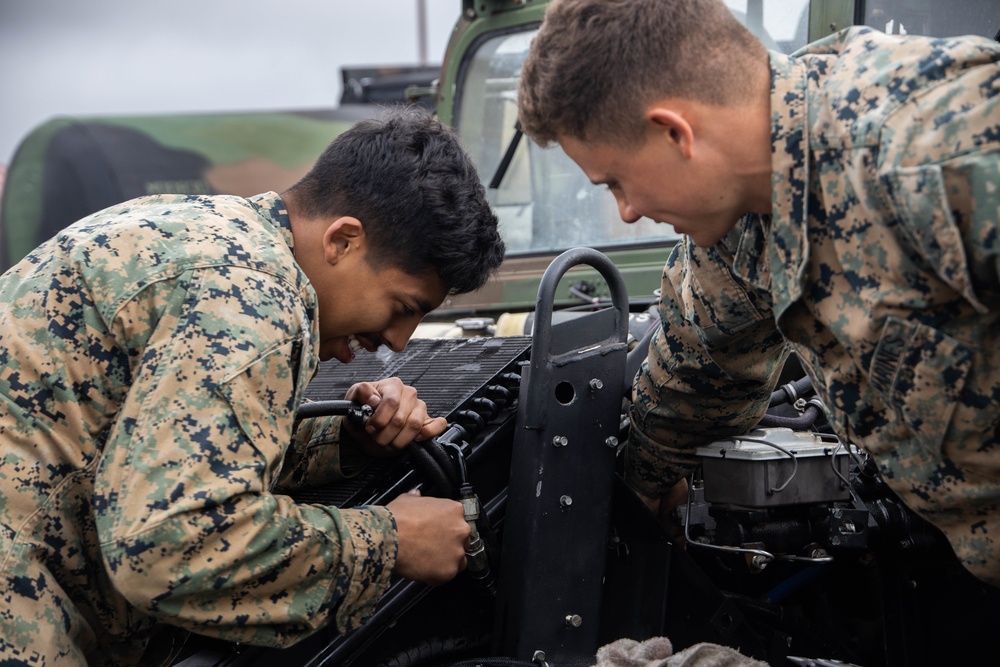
[0,0,458,164]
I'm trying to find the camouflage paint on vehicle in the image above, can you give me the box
[0,108,375,272]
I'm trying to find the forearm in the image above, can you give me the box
[97,265,393,641]
[102,496,396,642]
[625,362,782,496]
[279,415,373,490]
[625,238,788,496]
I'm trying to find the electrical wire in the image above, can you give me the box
[735,434,799,494]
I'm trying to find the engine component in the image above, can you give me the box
[696,428,850,509]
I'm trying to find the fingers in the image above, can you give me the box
[636,490,662,516]
[362,378,439,450]
[388,493,471,586]
[343,379,448,460]
[344,381,378,407]
[418,416,449,440]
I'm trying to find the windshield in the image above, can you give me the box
[455,31,680,256]
[862,0,999,39]
[453,1,815,257]
[724,0,811,52]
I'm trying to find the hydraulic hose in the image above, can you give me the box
[409,425,497,596]
[294,399,372,424]
[769,376,814,407]
[408,442,454,495]
[757,401,823,429]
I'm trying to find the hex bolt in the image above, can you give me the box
[605,436,619,448]
[565,614,583,628]
[559,495,573,507]
[751,554,770,571]
[589,378,604,390]
[552,435,568,447]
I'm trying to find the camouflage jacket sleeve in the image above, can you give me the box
[624,220,789,498]
[94,265,395,644]
[277,416,374,489]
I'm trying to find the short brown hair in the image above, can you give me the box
[519,0,767,146]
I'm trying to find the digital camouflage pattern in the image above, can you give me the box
[0,192,396,665]
[627,27,1000,585]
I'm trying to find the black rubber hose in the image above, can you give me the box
[757,403,822,429]
[421,439,460,491]
[488,121,523,190]
[408,441,453,496]
[768,376,814,407]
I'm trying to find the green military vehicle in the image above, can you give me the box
[2,1,998,666]
[3,1,996,329]
[171,2,998,665]
[0,64,438,274]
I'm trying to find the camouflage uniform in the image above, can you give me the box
[0,192,396,665]
[626,27,1000,585]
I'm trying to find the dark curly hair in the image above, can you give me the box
[284,107,505,294]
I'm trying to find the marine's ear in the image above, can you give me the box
[646,105,695,159]
[323,216,365,265]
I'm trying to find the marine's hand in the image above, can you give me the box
[344,378,448,457]
[388,489,470,585]
[636,478,689,546]
[636,491,662,516]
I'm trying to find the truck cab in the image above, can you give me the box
[426,0,999,327]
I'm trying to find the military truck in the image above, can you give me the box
[3,1,999,665]
[168,2,1000,666]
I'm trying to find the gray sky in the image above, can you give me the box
[0,0,458,163]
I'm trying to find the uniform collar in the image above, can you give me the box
[246,191,295,253]
[767,50,810,321]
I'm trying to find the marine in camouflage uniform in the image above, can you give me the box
[632,28,1000,586]
[0,192,390,664]
[0,110,504,665]
[519,0,1000,588]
